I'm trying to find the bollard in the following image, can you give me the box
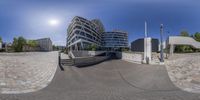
[58,51,64,71]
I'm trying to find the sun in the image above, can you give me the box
[48,19,59,26]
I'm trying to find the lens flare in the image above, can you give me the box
[49,19,59,26]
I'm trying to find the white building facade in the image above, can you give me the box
[35,38,53,51]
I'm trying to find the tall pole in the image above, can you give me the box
[145,21,147,38]
[144,21,147,62]
[160,24,164,62]
[144,21,148,63]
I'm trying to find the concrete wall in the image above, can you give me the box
[116,52,143,64]
[168,36,200,48]
[116,52,161,64]
[88,51,106,56]
[74,56,109,67]
[167,36,200,55]
[71,51,106,58]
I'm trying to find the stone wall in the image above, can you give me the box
[116,52,143,64]
[116,52,161,64]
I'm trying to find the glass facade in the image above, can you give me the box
[67,16,128,51]
[67,16,104,51]
[102,31,128,49]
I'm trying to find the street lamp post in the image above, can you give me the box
[160,24,164,62]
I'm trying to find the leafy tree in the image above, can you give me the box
[0,37,2,43]
[52,45,59,51]
[121,48,129,52]
[12,37,18,51]
[91,44,97,51]
[12,36,26,52]
[180,31,189,37]
[86,44,98,51]
[52,45,56,50]
[18,37,26,51]
[27,40,38,47]
[194,32,200,42]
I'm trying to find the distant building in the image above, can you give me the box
[35,38,53,51]
[131,38,159,52]
[3,42,13,52]
[102,31,128,50]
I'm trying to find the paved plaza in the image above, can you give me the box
[0,52,58,94]
[166,53,200,93]
[0,56,200,100]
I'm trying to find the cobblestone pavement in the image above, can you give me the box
[0,51,58,94]
[165,53,200,93]
[0,59,199,100]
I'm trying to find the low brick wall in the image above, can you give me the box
[116,52,143,64]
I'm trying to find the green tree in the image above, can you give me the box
[52,45,56,50]
[194,32,200,42]
[0,37,2,43]
[122,48,129,52]
[180,31,189,37]
[18,37,26,51]
[52,45,59,51]
[86,44,98,51]
[12,37,18,51]
[92,44,97,51]
[12,36,27,52]
[27,40,38,47]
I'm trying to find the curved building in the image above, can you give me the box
[67,16,104,50]
[102,31,128,50]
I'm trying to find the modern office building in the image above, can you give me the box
[131,38,159,52]
[67,16,129,51]
[35,38,53,51]
[102,31,128,50]
[67,16,104,51]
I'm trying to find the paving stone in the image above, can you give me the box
[165,53,200,93]
[0,52,58,94]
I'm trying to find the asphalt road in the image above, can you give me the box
[0,59,200,100]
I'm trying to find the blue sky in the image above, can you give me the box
[0,0,200,46]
